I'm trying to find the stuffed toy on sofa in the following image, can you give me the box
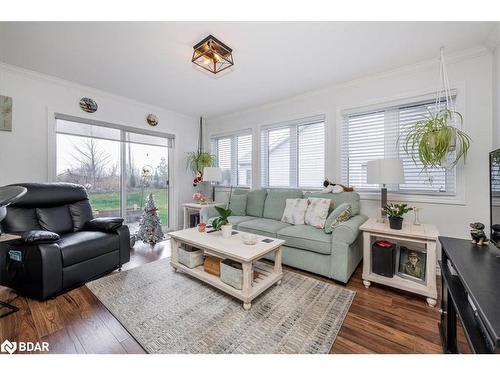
[321,179,354,193]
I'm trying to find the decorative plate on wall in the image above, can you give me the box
[147,114,159,127]
[79,97,98,113]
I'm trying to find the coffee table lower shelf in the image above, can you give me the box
[170,260,282,310]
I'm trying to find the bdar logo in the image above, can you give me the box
[1,339,49,353]
[1,340,17,354]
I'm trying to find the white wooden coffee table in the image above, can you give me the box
[169,228,285,310]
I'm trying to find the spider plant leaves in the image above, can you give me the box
[186,151,216,174]
[403,108,471,170]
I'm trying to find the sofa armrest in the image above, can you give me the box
[116,225,131,266]
[21,230,60,244]
[83,217,124,232]
[0,241,63,300]
[331,214,368,245]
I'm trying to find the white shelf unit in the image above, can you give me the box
[360,218,439,307]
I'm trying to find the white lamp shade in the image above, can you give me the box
[366,158,404,184]
[202,167,222,182]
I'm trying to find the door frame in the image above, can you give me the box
[48,112,174,232]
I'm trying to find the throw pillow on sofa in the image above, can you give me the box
[304,197,331,229]
[281,198,308,225]
[324,203,352,234]
[229,194,247,216]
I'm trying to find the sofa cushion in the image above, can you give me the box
[3,207,41,232]
[69,200,93,231]
[277,225,332,255]
[36,206,74,234]
[246,189,267,217]
[304,191,360,215]
[263,189,303,221]
[58,231,120,267]
[228,215,255,226]
[238,218,291,237]
[229,194,247,216]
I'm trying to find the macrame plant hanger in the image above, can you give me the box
[434,47,456,116]
[433,47,459,167]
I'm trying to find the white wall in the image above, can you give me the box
[0,63,199,230]
[205,47,493,239]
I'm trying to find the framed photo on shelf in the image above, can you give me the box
[396,246,427,284]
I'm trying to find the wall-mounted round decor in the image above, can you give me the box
[79,97,98,113]
[146,113,159,127]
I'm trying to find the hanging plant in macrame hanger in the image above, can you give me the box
[404,47,471,170]
[186,117,216,186]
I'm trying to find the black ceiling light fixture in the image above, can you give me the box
[192,35,234,74]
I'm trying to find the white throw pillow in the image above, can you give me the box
[281,198,309,225]
[305,198,332,229]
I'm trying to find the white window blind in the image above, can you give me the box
[212,132,252,187]
[261,116,325,189]
[341,97,456,195]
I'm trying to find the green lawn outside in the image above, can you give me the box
[88,188,169,225]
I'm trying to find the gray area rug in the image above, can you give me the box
[87,258,355,354]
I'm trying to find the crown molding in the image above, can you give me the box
[208,45,491,121]
[484,23,500,51]
[0,60,197,121]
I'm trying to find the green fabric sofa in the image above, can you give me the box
[200,188,367,283]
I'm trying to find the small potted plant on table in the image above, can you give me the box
[212,206,233,238]
[383,203,413,230]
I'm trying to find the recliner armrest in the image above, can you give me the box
[21,230,60,244]
[83,217,124,232]
[331,214,368,245]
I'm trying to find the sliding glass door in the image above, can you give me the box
[55,116,172,233]
[124,138,169,233]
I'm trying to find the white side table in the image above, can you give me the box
[360,218,439,307]
[182,202,220,229]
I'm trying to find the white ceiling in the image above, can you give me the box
[0,22,495,117]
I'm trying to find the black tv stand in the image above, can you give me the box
[439,236,500,353]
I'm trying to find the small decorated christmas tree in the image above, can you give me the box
[136,193,164,245]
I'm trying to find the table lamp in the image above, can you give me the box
[367,159,404,222]
[203,167,222,202]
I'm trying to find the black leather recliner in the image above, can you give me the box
[0,182,130,300]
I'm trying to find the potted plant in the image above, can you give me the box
[186,151,216,175]
[383,203,413,230]
[404,108,471,170]
[212,206,233,238]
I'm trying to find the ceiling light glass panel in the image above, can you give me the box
[192,35,234,74]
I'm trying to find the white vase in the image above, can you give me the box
[221,224,232,238]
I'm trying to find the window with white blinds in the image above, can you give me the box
[261,116,325,189]
[341,97,456,195]
[212,132,252,186]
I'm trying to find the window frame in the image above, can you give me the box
[336,87,467,206]
[260,115,326,189]
[211,130,253,188]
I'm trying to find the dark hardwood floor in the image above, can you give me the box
[0,239,442,354]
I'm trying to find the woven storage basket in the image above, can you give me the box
[177,246,204,268]
[220,259,243,290]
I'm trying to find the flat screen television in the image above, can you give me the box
[490,149,500,247]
